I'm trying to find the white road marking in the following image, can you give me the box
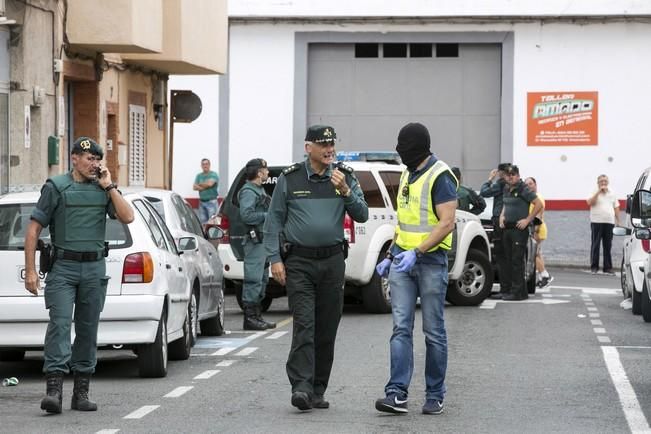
[480,298,569,309]
[124,405,160,419]
[235,347,258,356]
[96,430,120,434]
[216,359,236,367]
[552,285,620,295]
[591,319,603,325]
[587,307,598,312]
[594,327,607,334]
[601,346,651,433]
[589,313,600,318]
[542,293,572,298]
[164,386,194,398]
[212,346,236,356]
[615,346,651,350]
[266,331,288,339]
[598,336,612,343]
[194,370,221,380]
[246,331,268,340]
[585,301,595,306]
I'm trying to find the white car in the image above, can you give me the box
[616,167,651,315]
[133,188,225,338]
[212,153,492,313]
[0,191,203,377]
[630,187,651,321]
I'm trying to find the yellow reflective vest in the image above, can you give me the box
[395,160,458,252]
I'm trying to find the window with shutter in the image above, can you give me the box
[129,104,146,186]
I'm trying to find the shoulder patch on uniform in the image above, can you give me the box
[282,163,300,175]
[335,163,353,174]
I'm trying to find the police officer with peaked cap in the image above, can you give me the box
[24,137,134,414]
[238,157,275,331]
[263,125,369,411]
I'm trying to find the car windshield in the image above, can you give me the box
[0,203,131,250]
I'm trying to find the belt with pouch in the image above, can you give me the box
[55,249,104,262]
[291,243,344,259]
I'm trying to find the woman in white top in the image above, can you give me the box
[586,174,620,274]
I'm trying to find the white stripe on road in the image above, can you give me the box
[598,336,612,343]
[246,331,268,340]
[594,327,607,334]
[194,370,221,380]
[601,346,651,433]
[96,430,120,434]
[211,347,236,356]
[591,319,603,325]
[266,331,288,339]
[164,386,194,398]
[552,285,620,295]
[589,313,600,318]
[124,405,160,419]
[587,307,598,312]
[216,359,236,367]
[615,346,651,350]
[235,347,258,356]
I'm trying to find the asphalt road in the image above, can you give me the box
[1,267,650,434]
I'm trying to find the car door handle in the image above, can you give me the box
[166,264,172,269]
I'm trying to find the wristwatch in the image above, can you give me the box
[104,183,118,192]
[413,248,425,259]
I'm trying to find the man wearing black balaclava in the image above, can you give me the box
[374,122,458,416]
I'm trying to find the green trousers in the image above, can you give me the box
[501,227,529,297]
[242,240,269,304]
[43,259,109,374]
[285,252,344,397]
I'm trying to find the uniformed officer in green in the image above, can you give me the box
[498,165,543,300]
[263,125,369,411]
[239,158,276,331]
[24,137,134,414]
[451,167,486,215]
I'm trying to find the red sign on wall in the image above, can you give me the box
[527,92,598,146]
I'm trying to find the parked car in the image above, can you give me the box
[129,188,225,338]
[212,152,492,313]
[478,196,538,294]
[0,191,211,378]
[629,188,651,321]
[614,167,651,315]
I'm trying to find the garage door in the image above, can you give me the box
[307,42,501,188]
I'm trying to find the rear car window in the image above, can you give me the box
[356,171,385,208]
[0,204,50,250]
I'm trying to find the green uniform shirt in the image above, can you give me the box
[457,184,486,215]
[263,159,369,264]
[480,178,507,218]
[195,171,219,202]
[502,180,537,223]
[238,181,270,233]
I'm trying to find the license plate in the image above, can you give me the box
[17,266,46,282]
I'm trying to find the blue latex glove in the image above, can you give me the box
[376,258,392,277]
[394,249,417,273]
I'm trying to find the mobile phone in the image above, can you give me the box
[95,166,102,178]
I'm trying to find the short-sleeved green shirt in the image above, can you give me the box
[195,171,219,201]
[502,180,537,223]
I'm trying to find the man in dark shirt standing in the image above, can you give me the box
[263,125,369,411]
[499,165,543,300]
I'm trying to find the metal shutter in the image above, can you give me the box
[129,104,146,186]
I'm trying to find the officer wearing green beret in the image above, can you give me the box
[239,158,275,331]
[24,137,134,414]
[263,125,369,411]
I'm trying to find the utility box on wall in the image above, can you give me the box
[47,136,59,165]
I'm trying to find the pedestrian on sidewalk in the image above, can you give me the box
[193,158,219,224]
[586,174,620,274]
[374,122,458,415]
[238,158,275,331]
[263,125,368,411]
[524,177,552,288]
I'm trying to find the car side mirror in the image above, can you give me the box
[612,226,631,236]
[631,189,651,228]
[207,226,224,241]
[634,228,651,240]
[178,236,198,251]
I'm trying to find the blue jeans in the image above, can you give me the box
[199,199,218,224]
[385,262,448,401]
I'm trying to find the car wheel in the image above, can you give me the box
[138,308,168,378]
[0,350,26,362]
[361,250,392,314]
[641,281,651,323]
[200,285,225,336]
[446,248,493,306]
[632,286,642,315]
[235,285,273,312]
[620,257,628,297]
[169,296,194,361]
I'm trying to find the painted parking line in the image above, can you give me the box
[164,386,194,398]
[194,370,221,380]
[266,331,288,339]
[601,346,650,433]
[96,430,120,434]
[598,336,611,343]
[552,285,620,295]
[216,359,236,367]
[124,405,160,419]
[211,346,236,356]
[235,347,258,356]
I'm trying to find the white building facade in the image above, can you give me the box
[173,0,651,209]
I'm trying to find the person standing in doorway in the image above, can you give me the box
[374,122,458,415]
[263,125,368,411]
[193,158,219,224]
[24,137,134,414]
[238,158,275,331]
[524,177,552,288]
[587,174,620,275]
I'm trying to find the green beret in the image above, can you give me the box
[71,137,104,159]
[305,125,336,144]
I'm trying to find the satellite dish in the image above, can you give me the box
[171,90,202,123]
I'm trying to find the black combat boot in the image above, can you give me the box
[71,372,97,411]
[254,304,276,329]
[40,372,63,414]
[243,303,267,330]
